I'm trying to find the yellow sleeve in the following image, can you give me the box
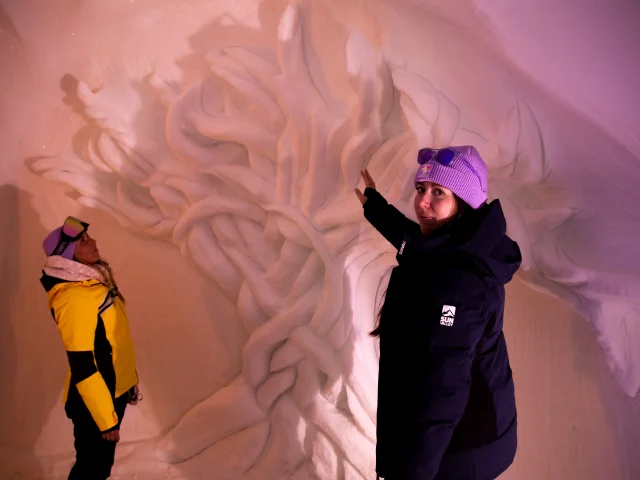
[53,287,118,432]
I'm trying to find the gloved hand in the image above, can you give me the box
[127,384,143,406]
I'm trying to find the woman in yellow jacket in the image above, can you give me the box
[40,216,141,479]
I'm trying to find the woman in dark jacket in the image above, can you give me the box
[355,146,522,480]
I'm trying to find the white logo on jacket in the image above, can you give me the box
[440,305,456,326]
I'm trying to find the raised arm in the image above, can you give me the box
[355,169,419,250]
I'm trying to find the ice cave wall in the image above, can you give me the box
[0,0,639,479]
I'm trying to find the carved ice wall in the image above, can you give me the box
[30,0,640,478]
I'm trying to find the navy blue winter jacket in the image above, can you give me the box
[363,188,521,480]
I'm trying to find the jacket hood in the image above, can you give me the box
[40,273,101,294]
[40,272,69,293]
[40,256,107,294]
[398,200,522,285]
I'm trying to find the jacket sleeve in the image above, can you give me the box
[362,187,419,250]
[54,289,119,432]
[402,289,489,480]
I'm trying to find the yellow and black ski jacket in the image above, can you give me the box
[41,274,138,432]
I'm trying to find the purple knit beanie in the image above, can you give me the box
[42,227,76,259]
[413,145,488,209]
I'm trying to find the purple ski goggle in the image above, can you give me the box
[417,148,458,166]
[53,216,89,256]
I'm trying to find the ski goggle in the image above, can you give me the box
[417,148,458,166]
[52,216,89,256]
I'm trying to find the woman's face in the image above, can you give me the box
[414,181,459,234]
[73,231,100,264]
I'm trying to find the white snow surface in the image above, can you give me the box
[2,0,639,478]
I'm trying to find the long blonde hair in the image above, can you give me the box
[79,257,125,302]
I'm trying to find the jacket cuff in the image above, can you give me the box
[363,187,385,211]
[363,187,382,201]
[101,423,120,434]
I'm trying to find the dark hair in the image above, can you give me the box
[369,195,467,337]
[370,289,387,337]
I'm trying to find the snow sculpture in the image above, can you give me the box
[31,0,640,477]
